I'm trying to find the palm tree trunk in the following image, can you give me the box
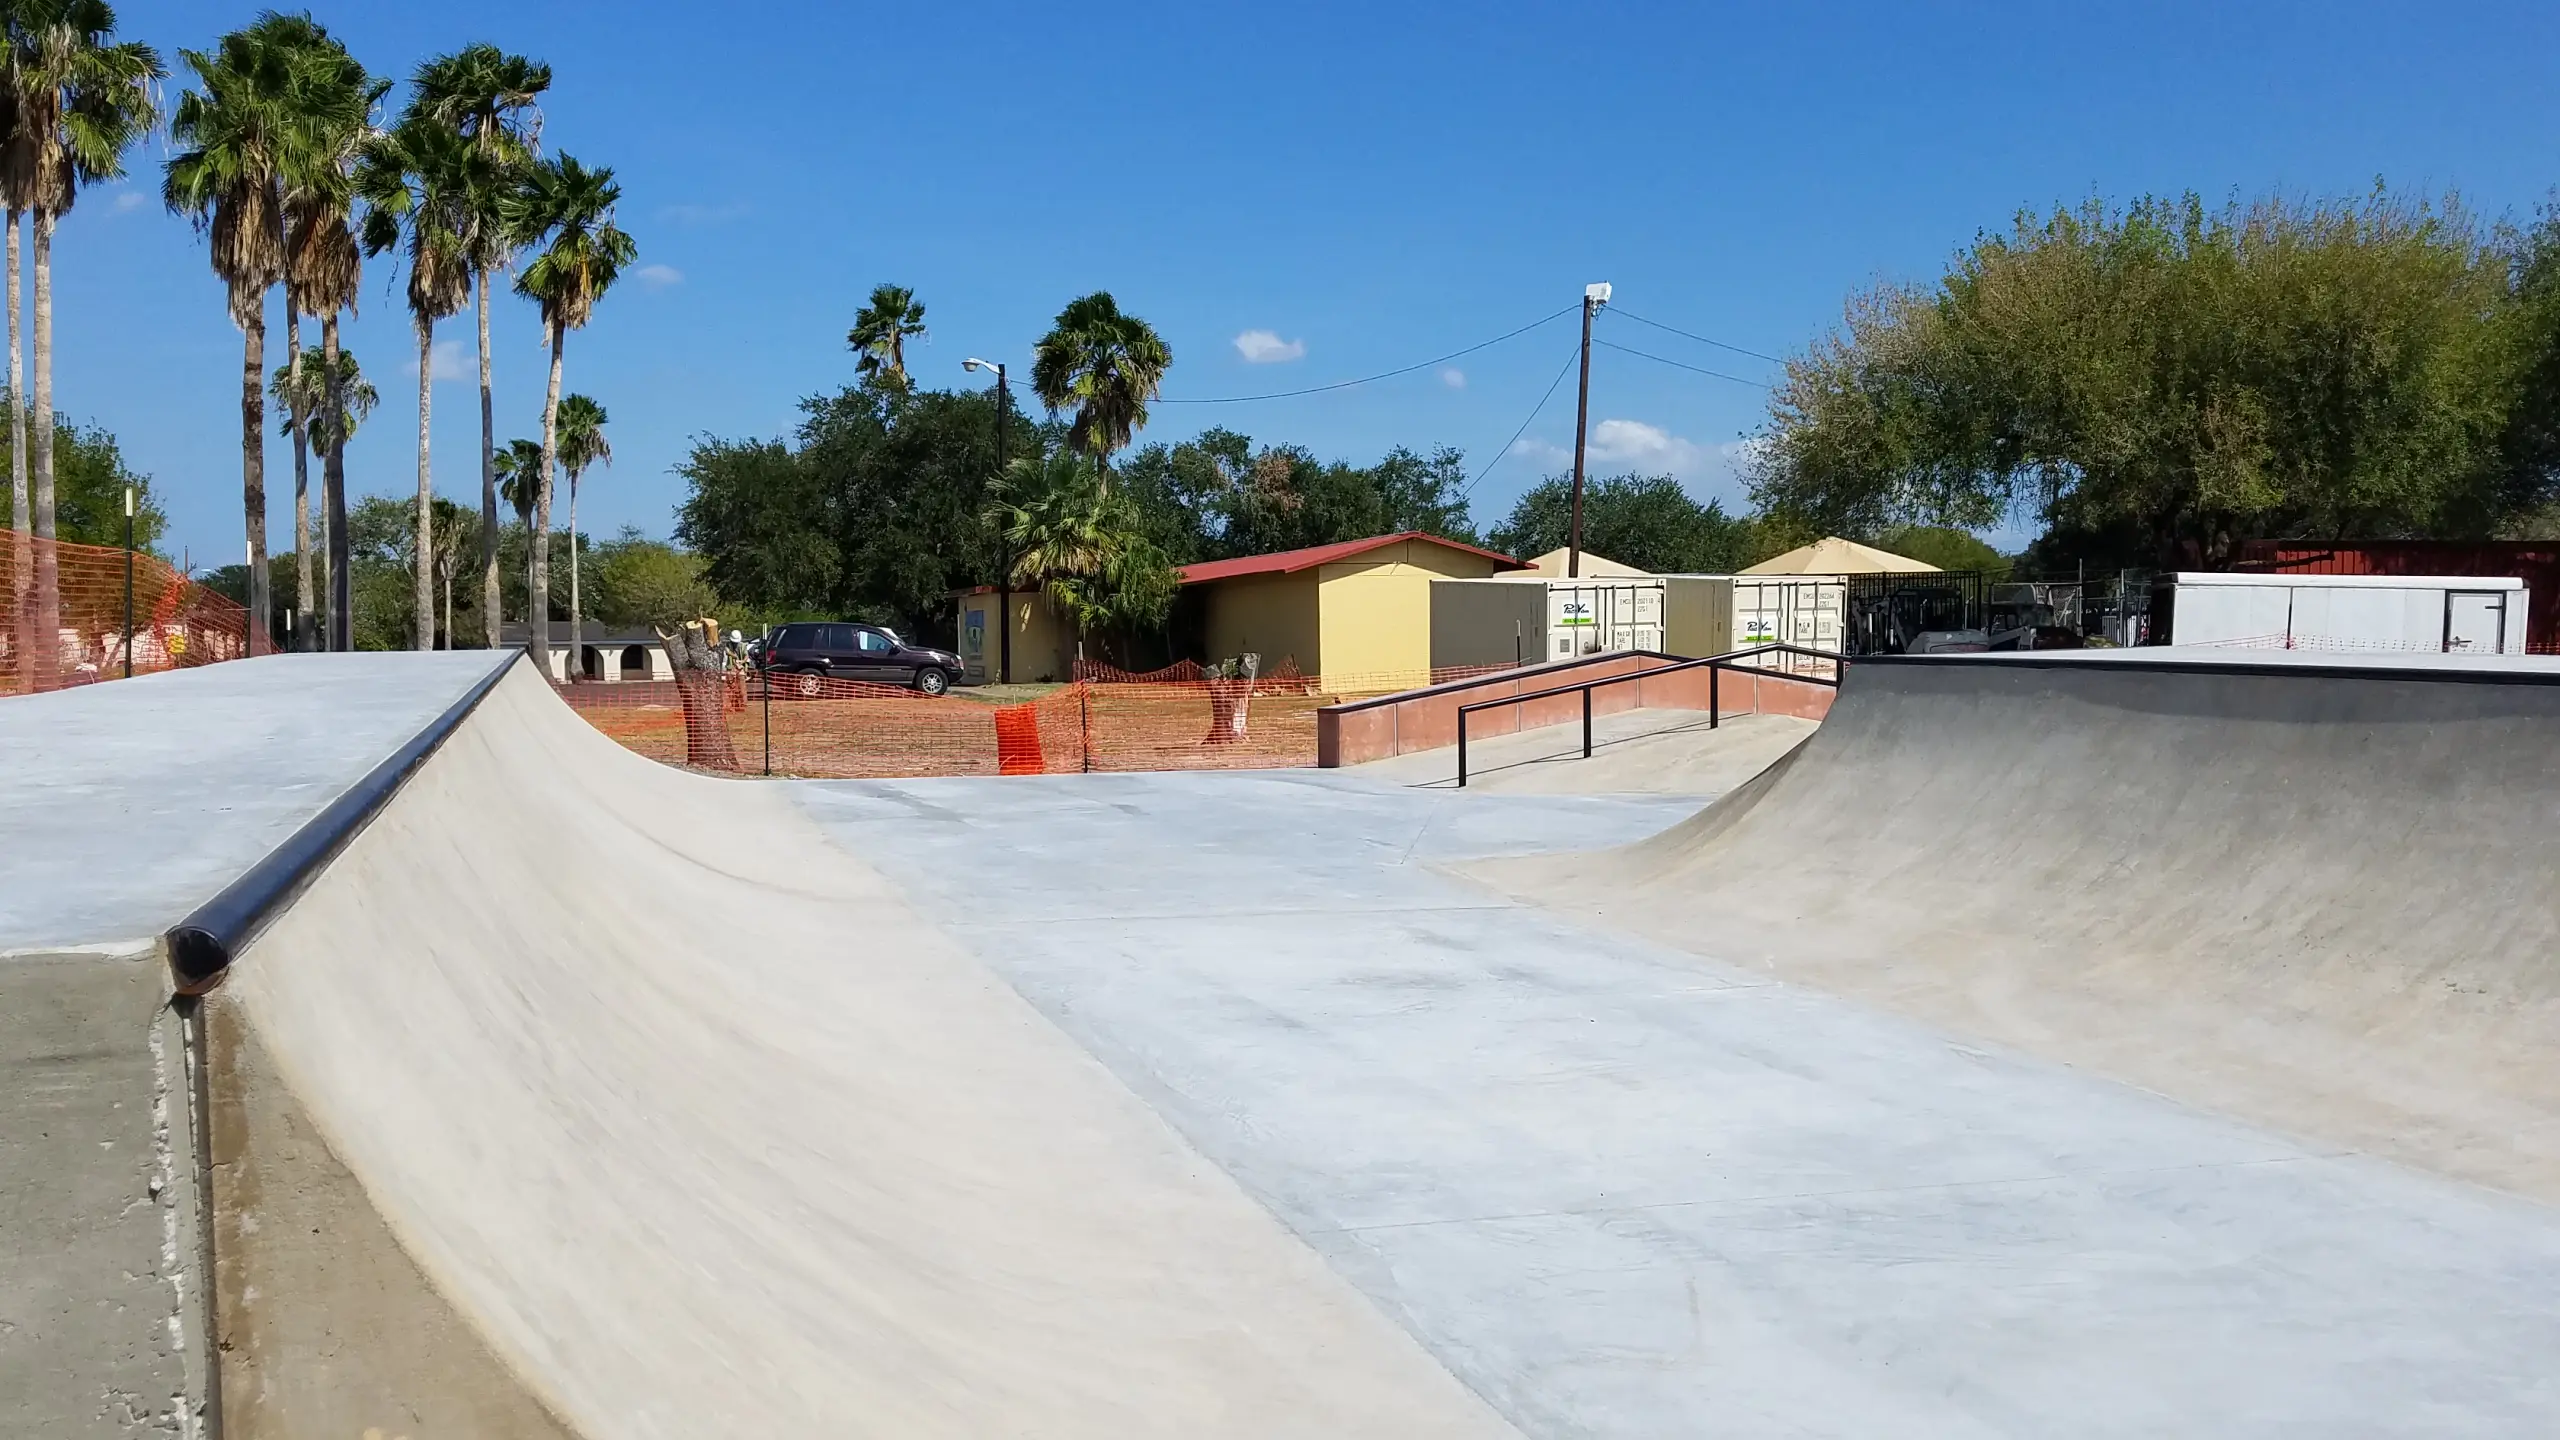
[477,268,499,647]
[567,468,581,680]
[286,310,311,650]
[239,296,270,658]
[528,321,564,681]
[322,313,349,651]
[7,210,29,692]
[29,209,59,682]
[414,317,435,651]
[442,564,452,650]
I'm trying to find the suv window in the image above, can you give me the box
[856,629,896,654]
[821,624,861,652]
[776,624,813,648]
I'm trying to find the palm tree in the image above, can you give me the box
[506,153,633,682]
[491,434,543,640]
[5,0,157,683]
[427,494,471,647]
[554,391,608,674]
[846,282,925,390]
[991,446,1175,661]
[269,340,375,640]
[165,17,308,657]
[273,20,378,652]
[356,115,471,652]
[409,43,547,648]
[1030,291,1171,495]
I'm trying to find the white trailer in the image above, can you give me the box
[2169,572,2528,654]
[1430,577,1666,669]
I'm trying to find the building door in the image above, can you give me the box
[2444,591,2507,653]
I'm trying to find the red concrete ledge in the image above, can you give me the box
[1317,653,1837,767]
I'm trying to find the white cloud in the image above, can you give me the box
[1587,417,1708,475]
[1232,329,1305,364]
[634,263,683,290]
[404,339,466,382]
[1440,367,1466,389]
[110,190,148,214]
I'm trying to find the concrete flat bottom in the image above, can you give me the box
[802,767,2560,1437]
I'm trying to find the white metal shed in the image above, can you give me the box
[2169,572,2529,654]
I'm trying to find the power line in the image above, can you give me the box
[1463,340,1584,498]
[1592,338,1770,389]
[1156,304,1578,404]
[1605,307,1784,365]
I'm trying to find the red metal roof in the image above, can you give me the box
[1176,532,1524,586]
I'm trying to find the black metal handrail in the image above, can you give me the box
[1455,644,1844,787]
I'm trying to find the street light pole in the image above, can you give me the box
[967,357,1013,684]
[1568,282,1609,580]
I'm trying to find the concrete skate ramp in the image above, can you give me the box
[1478,650,2560,1201]
[221,658,1513,1437]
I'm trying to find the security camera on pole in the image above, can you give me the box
[1568,282,1610,580]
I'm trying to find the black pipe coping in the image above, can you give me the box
[165,652,522,994]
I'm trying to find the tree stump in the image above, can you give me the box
[657,619,742,772]
[1204,652,1260,745]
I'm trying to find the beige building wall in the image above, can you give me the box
[1314,540,1517,688]
[1202,572,1324,675]
[955,590,1081,683]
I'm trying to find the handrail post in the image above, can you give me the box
[1457,708,1468,788]
[1583,685,1592,758]
[1710,663,1720,729]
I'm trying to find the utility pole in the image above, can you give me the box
[966,357,1013,684]
[1568,282,1610,579]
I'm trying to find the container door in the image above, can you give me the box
[2444,591,2507,653]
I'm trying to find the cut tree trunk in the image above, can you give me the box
[657,621,740,771]
[477,269,499,647]
[527,322,563,681]
[412,316,434,651]
[286,310,310,648]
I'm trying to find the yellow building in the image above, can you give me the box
[1181,532,1525,690]
[950,585,1081,684]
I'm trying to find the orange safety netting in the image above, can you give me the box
[1,530,254,695]
[555,664,1434,778]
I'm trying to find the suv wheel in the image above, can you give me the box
[915,667,950,697]
[794,670,822,699]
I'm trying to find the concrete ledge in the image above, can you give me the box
[0,950,210,1438]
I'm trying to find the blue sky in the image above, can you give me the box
[67,1,2560,567]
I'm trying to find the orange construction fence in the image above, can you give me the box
[1,530,253,695]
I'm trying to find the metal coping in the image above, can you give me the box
[1855,649,2560,687]
[164,652,522,993]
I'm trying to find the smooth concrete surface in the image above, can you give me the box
[1353,706,1816,794]
[0,951,209,1438]
[201,995,576,1440]
[801,766,2560,1437]
[223,663,1516,1439]
[0,650,510,954]
[1479,655,2560,1204]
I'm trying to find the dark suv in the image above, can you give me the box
[757,622,964,696]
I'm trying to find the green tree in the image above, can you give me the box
[0,412,160,548]
[587,529,717,629]
[555,392,608,661]
[164,16,308,656]
[1872,523,2008,577]
[506,152,634,677]
[1750,190,2530,570]
[409,43,547,646]
[1491,473,1750,574]
[674,437,837,615]
[357,114,473,651]
[4,0,159,683]
[991,446,1175,660]
[1032,291,1170,488]
[846,283,925,390]
[492,434,545,619]
[270,341,375,636]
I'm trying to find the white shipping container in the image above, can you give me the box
[2169,573,2528,654]
[1430,578,1666,670]
[1731,575,1846,653]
